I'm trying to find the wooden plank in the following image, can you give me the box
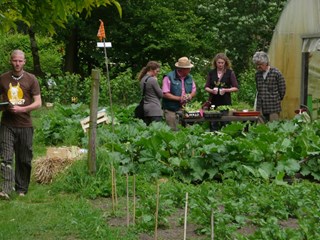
[80,111,110,132]
[80,111,106,125]
[82,117,109,132]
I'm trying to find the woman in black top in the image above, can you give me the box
[205,53,239,108]
[204,53,239,131]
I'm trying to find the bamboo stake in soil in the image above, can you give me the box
[184,192,189,240]
[111,165,115,212]
[114,168,118,207]
[133,175,136,225]
[113,167,118,209]
[154,180,160,240]
[111,166,118,212]
[211,208,214,240]
[126,173,130,227]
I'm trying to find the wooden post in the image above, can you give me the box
[87,69,100,174]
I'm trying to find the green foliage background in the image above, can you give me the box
[0,34,63,75]
[3,2,320,239]
[0,0,287,107]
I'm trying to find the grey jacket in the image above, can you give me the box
[255,67,286,114]
[140,75,163,117]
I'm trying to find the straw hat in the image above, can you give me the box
[175,57,194,68]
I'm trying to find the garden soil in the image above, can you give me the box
[90,197,299,239]
[91,197,208,240]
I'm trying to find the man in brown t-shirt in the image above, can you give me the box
[0,49,42,200]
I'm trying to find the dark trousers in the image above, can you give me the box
[210,121,226,131]
[262,113,279,122]
[143,116,163,126]
[0,125,34,194]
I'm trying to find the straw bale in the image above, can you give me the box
[34,157,76,184]
[33,146,86,184]
[46,146,83,159]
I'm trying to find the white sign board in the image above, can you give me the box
[97,42,112,48]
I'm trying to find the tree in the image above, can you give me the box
[79,0,287,77]
[0,0,121,75]
[194,0,287,74]
[1,0,287,79]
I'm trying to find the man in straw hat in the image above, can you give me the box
[162,57,197,130]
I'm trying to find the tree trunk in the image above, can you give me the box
[64,26,79,73]
[28,27,44,77]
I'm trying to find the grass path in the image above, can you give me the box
[0,183,137,240]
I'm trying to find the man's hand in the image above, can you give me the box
[9,105,26,113]
[181,94,192,103]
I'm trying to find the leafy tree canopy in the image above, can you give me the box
[0,0,121,34]
[66,0,287,76]
[0,0,287,79]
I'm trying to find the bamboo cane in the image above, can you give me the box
[133,175,136,225]
[99,23,118,214]
[211,208,214,240]
[102,38,115,133]
[114,167,118,209]
[111,165,115,213]
[126,173,130,227]
[184,192,188,240]
[154,180,160,240]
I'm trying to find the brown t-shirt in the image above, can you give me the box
[0,71,41,127]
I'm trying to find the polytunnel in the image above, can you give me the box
[268,0,320,119]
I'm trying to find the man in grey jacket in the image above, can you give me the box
[253,51,286,122]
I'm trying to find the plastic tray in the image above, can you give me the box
[233,111,260,117]
[203,111,222,119]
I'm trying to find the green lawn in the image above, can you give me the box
[0,182,137,240]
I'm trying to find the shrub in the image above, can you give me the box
[237,67,257,106]
[35,103,88,146]
[0,33,63,75]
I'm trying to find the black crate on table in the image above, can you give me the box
[203,111,222,119]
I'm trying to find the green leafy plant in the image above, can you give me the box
[216,105,233,111]
[35,103,88,146]
[184,101,203,112]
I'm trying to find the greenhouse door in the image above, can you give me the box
[302,35,320,119]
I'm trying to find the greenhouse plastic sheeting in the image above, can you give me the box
[268,0,320,119]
